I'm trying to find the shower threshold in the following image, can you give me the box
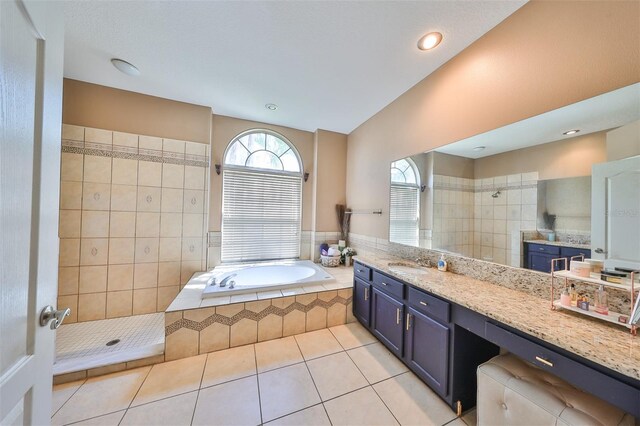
[54,313,164,375]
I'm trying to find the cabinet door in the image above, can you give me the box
[371,288,404,356]
[405,307,449,397]
[528,252,558,273]
[353,278,371,327]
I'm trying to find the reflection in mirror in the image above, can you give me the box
[388,82,640,271]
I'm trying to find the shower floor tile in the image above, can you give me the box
[54,313,164,375]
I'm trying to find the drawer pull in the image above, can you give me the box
[539,248,545,251]
[381,282,388,286]
[396,308,401,324]
[357,269,363,273]
[535,356,553,367]
[364,288,368,301]
[406,313,411,330]
[419,301,428,306]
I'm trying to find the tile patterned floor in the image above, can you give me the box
[52,321,477,426]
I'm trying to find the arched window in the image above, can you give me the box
[222,130,303,262]
[389,158,420,247]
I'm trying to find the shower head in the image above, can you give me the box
[491,190,501,198]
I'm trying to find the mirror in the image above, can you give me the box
[389,82,640,272]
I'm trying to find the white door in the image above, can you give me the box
[591,155,640,270]
[0,1,64,424]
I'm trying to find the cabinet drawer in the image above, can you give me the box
[354,262,372,281]
[407,287,450,323]
[372,271,404,299]
[561,247,591,260]
[485,322,640,417]
[527,243,560,256]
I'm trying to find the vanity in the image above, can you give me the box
[352,258,640,418]
[523,241,591,273]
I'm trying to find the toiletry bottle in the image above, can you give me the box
[437,254,447,272]
[595,284,609,315]
[560,288,571,307]
[569,284,578,307]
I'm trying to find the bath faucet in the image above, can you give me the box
[219,273,237,288]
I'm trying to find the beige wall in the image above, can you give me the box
[346,1,639,239]
[474,131,607,180]
[63,79,212,144]
[433,152,475,179]
[313,130,348,232]
[607,120,640,161]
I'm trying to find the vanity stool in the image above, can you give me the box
[477,353,636,425]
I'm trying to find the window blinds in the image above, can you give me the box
[221,168,302,262]
[389,184,419,246]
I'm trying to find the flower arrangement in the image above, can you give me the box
[341,247,357,266]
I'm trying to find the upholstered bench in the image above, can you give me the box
[477,353,636,425]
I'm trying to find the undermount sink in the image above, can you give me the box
[388,264,430,275]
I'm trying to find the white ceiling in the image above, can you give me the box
[62,1,525,134]
[435,83,640,159]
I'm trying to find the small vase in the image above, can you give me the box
[345,255,352,267]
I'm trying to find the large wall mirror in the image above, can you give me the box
[389,82,640,273]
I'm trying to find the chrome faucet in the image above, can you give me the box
[219,273,237,288]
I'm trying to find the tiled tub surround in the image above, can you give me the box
[164,266,355,361]
[354,253,640,382]
[58,124,209,323]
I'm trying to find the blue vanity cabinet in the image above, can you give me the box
[353,277,371,327]
[525,243,591,273]
[371,287,404,356]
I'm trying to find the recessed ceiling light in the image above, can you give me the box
[563,129,580,135]
[111,58,140,76]
[265,103,278,111]
[417,32,443,51]
[473,146,486,152]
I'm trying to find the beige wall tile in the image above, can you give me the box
[58,267,79,296]
[184,166,205,190]
[306,306,327,331]
[271,296,295,309]
[134,263,158,289]
[85,128,113,145]
[60,181,83,210]
[216,303,244,318]
[180,261,201,285]
[113,131,138,149]
[245,300,270,313]
[181,238,202,261]
[283,310,306,337]
[52,370,86,385]
[81,210,110,238]
[157,286,179,311]
[84,155,112,183]
[346,303,356,323]
[109,238,135,264]
[158,262,181,287]
[106,290,133,318]
[162,163,184,188]
[163,138,185,153]
[87,363,127,378]
[159,238,182,262]
[337,288,352,299]
[258,314,283,342]
[112,158,138,185]
[57,295,78,323]
[59,210,81,238]
[183,307,215,323]
[78,292,107,321]
[59,238,81,267]
[185,141,206,156]
[79,265,108,293]
[327,303,347,327]
[165,311,182,327]
[110,212,136,237]
[83,182,111,211]
[133,288,157,315]
[134,238,159,263]
[80,238,109,266]
[183,190,204,214]
[161,188,183,212]
[296,294,316,305]
[108,264,134,291]
[199,322,230,354]
[110,184,137,212]
[138,161,162,187]
[160,213,182,237]
[182,214,203,237]
[61,153,84,182]
[230,318,257,347]
[137,186,161,212]
[139,135,162,151]
[62,124,84,141]
[126,355,165,370]
[136,212,160,237]
[318,290,337,302]
[165,328,199,361]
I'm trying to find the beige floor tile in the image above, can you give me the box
[323,387,399,426]
[51,379,84,416]
[462,408,477,426]
[70,410,125,426]
[51,367,150,425]
[294,329,344,360]
[307,352,368,401]
[131,354,206,406]
[446,419,466,426]
[120,391,197,426]
[347,342,408,384]
[201,344,256,388]
[255,336,304,373]
[192,376,261,426]
[329,322,377,350]
[258,363,321,422]
[265,404,331,426]
[373,372,457,426]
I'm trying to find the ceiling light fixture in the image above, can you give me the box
[111,58,140,76]
[417,32,443,51]
[473,146,486,152]
[265,103,278,111]
[563,129,580,135]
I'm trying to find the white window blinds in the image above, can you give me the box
[221,168,302,262]
[389,184,419,247]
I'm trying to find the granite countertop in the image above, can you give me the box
[354,254,639,382]
[524,239,591,250]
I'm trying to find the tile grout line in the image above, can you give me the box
[252,344,264,425]
[51,378,88,419]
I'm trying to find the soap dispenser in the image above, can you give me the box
[437,254,448,272]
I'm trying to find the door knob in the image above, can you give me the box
[40,305,71,329]
[594,248,607,254]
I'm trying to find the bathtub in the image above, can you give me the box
[200,260,335,298]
